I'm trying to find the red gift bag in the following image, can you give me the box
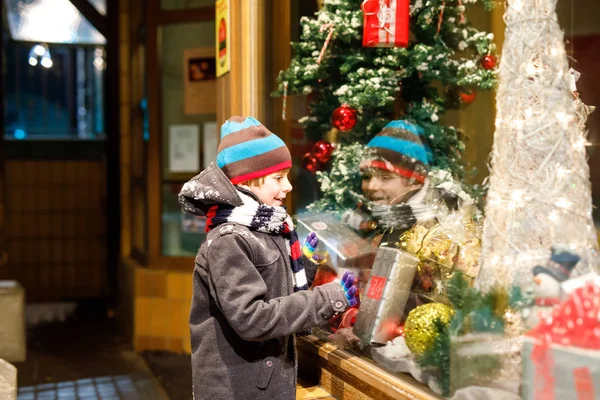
[362,0,409,48]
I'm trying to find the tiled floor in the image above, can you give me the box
[17,373,168,400]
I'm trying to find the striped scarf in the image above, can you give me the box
[205,191,309,294]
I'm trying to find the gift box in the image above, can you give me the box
[353,247,419,345]
[449,333,522,395]
[296,212,377,272]
[522,338,600,400]
[362,0,409,48]
[522,281,600,400]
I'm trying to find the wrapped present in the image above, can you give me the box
[522,281,600,400]
[361,0,409,48]
[449,333,522,395]
[296,212,377,272]
[353,247,419,345]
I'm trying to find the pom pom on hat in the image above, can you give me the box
[360,120,432,184]
[217,116,292,184]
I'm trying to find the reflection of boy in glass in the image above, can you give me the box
[352,120,458,247]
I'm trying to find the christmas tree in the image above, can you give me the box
[476,0,599,291]
[274,0,497,212]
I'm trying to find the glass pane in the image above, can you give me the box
[87,0,106,15]
[160,0,214,10]
[4,0,106,44]
[159,22,215,256]
[3,41,105,139]
[162,183,205,257]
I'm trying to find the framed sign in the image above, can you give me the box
[215,0,230,77]
[183,48,216,115]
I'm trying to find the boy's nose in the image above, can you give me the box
[282,177,293,192]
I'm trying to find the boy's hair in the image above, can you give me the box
[216,116,292,184]
[241,168,291,188]
[360,120,432,184]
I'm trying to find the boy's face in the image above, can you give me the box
[361,168,421,205]
[247,169,293,207]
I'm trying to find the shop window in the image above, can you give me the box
[3,42,105,140]
[158,22,215,256]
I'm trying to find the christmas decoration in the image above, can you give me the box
[302,152,320,174]
[404,303,454,356]
[331,104,357,132]
[477,0,599,291]
[353,247,419,345]
[522,280,600,399]
[459,88,477,104]
[312,140,335,163]
[480,54,496,70]
[362,0,409,48]
[317,23,335,65]
[274,0,497,212]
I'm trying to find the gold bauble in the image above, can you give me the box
[404,303,454,355]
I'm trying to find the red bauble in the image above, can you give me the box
[303,152,320,174]
[312,140,334,163]
[331,104,358,132]
[459,89,477,104]
[481,54,497,70]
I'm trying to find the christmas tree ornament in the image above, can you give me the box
[477,0,599,291]
[331,104,357,132]
[312,140,335,163]
[317,23,335,65]
[481,54,497,70]
[303,152,320,174]
[459,89,477,104]
[362,0,409,48]
[404,303,454,355]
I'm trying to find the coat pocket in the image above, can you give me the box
[255,358,275,389]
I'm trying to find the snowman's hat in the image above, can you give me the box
[532,246,579,283]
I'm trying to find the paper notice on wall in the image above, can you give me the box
[169,125,200,173]
[203,122,218,168]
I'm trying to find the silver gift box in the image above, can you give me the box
[295,212,377,272]
[352,247,419,345]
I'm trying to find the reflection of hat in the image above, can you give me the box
[532,246,579,282]
[359,120,432,184]
[217,116,292,184]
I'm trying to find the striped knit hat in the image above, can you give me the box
[359,120,432,184]
[217,116,292,184]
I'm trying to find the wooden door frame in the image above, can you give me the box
[145,0,215,268]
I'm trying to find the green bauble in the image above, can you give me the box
[404,303,454,355]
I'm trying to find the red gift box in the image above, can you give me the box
[362,0,409,48]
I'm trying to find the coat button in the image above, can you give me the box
[266,360,273,368]
[335,300,343,309]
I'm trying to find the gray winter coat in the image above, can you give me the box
[179,164,350,400]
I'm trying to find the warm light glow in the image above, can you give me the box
[33,44,46,56]
[18,0,83,43]
[41,54,53,68]
[28,56,38,66]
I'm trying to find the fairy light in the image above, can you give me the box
[477,0,599,292]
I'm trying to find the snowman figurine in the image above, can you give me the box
[525,246,579,329]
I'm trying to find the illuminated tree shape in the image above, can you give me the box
[477,0,599,290]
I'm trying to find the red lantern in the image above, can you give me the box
[481,54,497,70]
[303,152,320,174]
[459,89,477,104]
[312,140,334,163]
[331,104,358,132]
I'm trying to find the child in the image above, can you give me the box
[178,116,356,400]
[347,120,458,247]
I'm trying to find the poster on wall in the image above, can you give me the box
[169,125,200,173]
[183,48,216,115]
[215,0,230,77]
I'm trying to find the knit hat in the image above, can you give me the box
[217,116,292,184]
[359,120,432,184]
[532,246,579,282]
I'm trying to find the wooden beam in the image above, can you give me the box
[156,6,215,25]
[67,0,107,38]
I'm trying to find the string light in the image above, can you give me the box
[477,0,599,291]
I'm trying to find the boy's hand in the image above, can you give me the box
[302,232,319,261]
[340,271,358,307]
